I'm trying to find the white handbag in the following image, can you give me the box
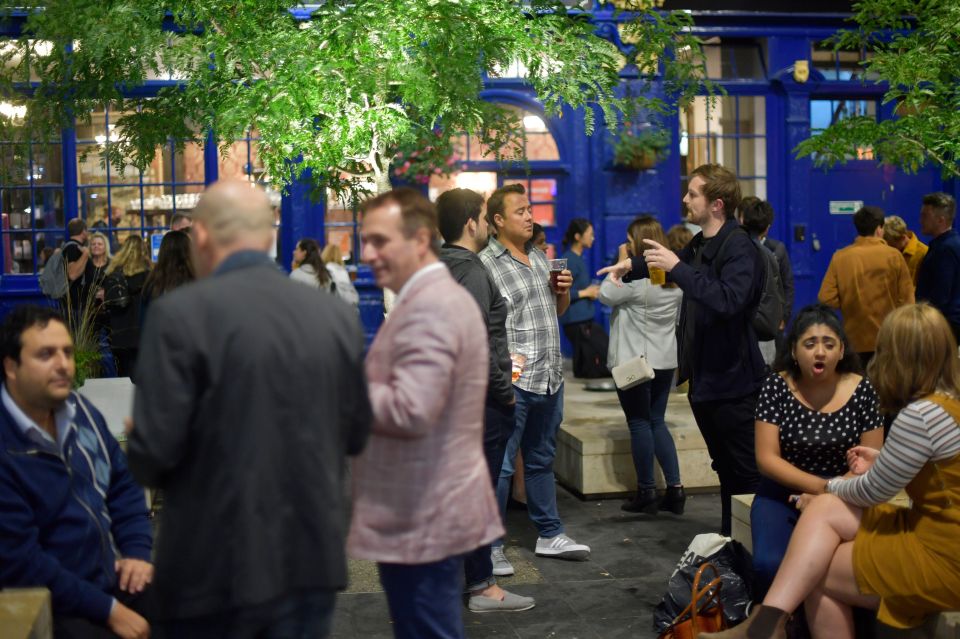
[611,280,657,390]
[612,354,655,390]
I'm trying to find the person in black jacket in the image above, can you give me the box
[435,188,535,614]
[600,164,765,536]
[103,236,153,380]
[126,181,372,638]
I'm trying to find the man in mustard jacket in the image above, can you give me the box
[819,206,914,365]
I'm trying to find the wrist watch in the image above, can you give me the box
[825,477,839,493]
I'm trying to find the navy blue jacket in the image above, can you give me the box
[560,249,595,325]
[0,391,152,623]
[916,228,960,329]
[624,219,766,402]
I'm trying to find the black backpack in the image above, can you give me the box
[715,229,784,342]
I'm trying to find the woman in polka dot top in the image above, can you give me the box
[749,303,884,600]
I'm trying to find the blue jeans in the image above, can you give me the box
[615,368,681,489]
[750,478,800,601]
[494,385,564,543]
[463,399,514,591]
[379,556,465,639]
[159,589,336,639]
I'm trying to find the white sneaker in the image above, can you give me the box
[491,546,514,576]
[535,534,590,560]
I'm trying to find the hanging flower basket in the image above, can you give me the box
[611,126,670,171]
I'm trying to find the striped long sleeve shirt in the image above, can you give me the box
[828,399,960,507]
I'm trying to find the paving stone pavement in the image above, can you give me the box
[332,485,722,638]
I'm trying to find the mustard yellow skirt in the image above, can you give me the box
[853,504,960,628]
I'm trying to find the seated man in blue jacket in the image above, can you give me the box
[0,305,154,639]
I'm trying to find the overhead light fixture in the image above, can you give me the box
[523,114,547,133]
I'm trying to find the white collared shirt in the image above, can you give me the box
[1,383,75,450]
[394,261,447,307]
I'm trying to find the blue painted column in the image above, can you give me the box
[62,125,79,222]
[279,168,326,268]
[769,36,817,314]
[203,130,219,185]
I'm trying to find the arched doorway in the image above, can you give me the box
[428,101,567,258]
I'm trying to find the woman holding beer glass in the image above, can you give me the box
[600,215,685,514]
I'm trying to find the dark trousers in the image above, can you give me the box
[463,399,514,591]
[159,589,337,639]
[689,391,760,536]
[379,556,465,639]
[54,587,157,639]
[113,348,139,380]
[615,368,682,489]
[562,321,609,378]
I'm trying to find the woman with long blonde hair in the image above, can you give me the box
[86,231,112,304]
[599,215,685,515]
[103,235,153,378]
[321,243,360,307]
[704,303,960,638]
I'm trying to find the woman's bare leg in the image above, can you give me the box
[805,541,880,639]
[763,494,863,614]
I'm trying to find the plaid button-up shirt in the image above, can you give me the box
[479,237,563,395]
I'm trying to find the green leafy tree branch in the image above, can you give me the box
[795,0,960,178]
[1,0,714,199]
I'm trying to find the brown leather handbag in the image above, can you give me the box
[657,562,728,639]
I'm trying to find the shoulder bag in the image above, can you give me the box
[657,562,727,639]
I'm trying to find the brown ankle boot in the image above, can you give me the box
[698,605,788,639]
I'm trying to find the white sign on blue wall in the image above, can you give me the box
[829,200,864,215]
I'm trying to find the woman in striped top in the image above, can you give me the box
[701,303,960,639]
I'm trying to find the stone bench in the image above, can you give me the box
[0,589,52,639]
[555,388,719,498]
[731,494,959,638]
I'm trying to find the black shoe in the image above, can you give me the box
[621,488,659,514]
[659,486,686,515]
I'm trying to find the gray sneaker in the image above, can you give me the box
[468,589,536,613]
[491,546,514,576]
[535,533,590,560]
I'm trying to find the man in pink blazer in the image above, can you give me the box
[349,188,503,639]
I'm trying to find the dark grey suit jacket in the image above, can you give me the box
[127,252,371,620]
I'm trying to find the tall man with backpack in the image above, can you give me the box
[599,164,766,536]
[38,219,90,308]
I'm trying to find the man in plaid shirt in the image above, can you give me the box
[480,184,592,574]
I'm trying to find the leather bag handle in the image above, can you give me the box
[667,562,724,635]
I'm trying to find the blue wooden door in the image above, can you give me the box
[799,162,942,309]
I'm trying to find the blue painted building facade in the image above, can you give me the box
[0,6,954,345]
